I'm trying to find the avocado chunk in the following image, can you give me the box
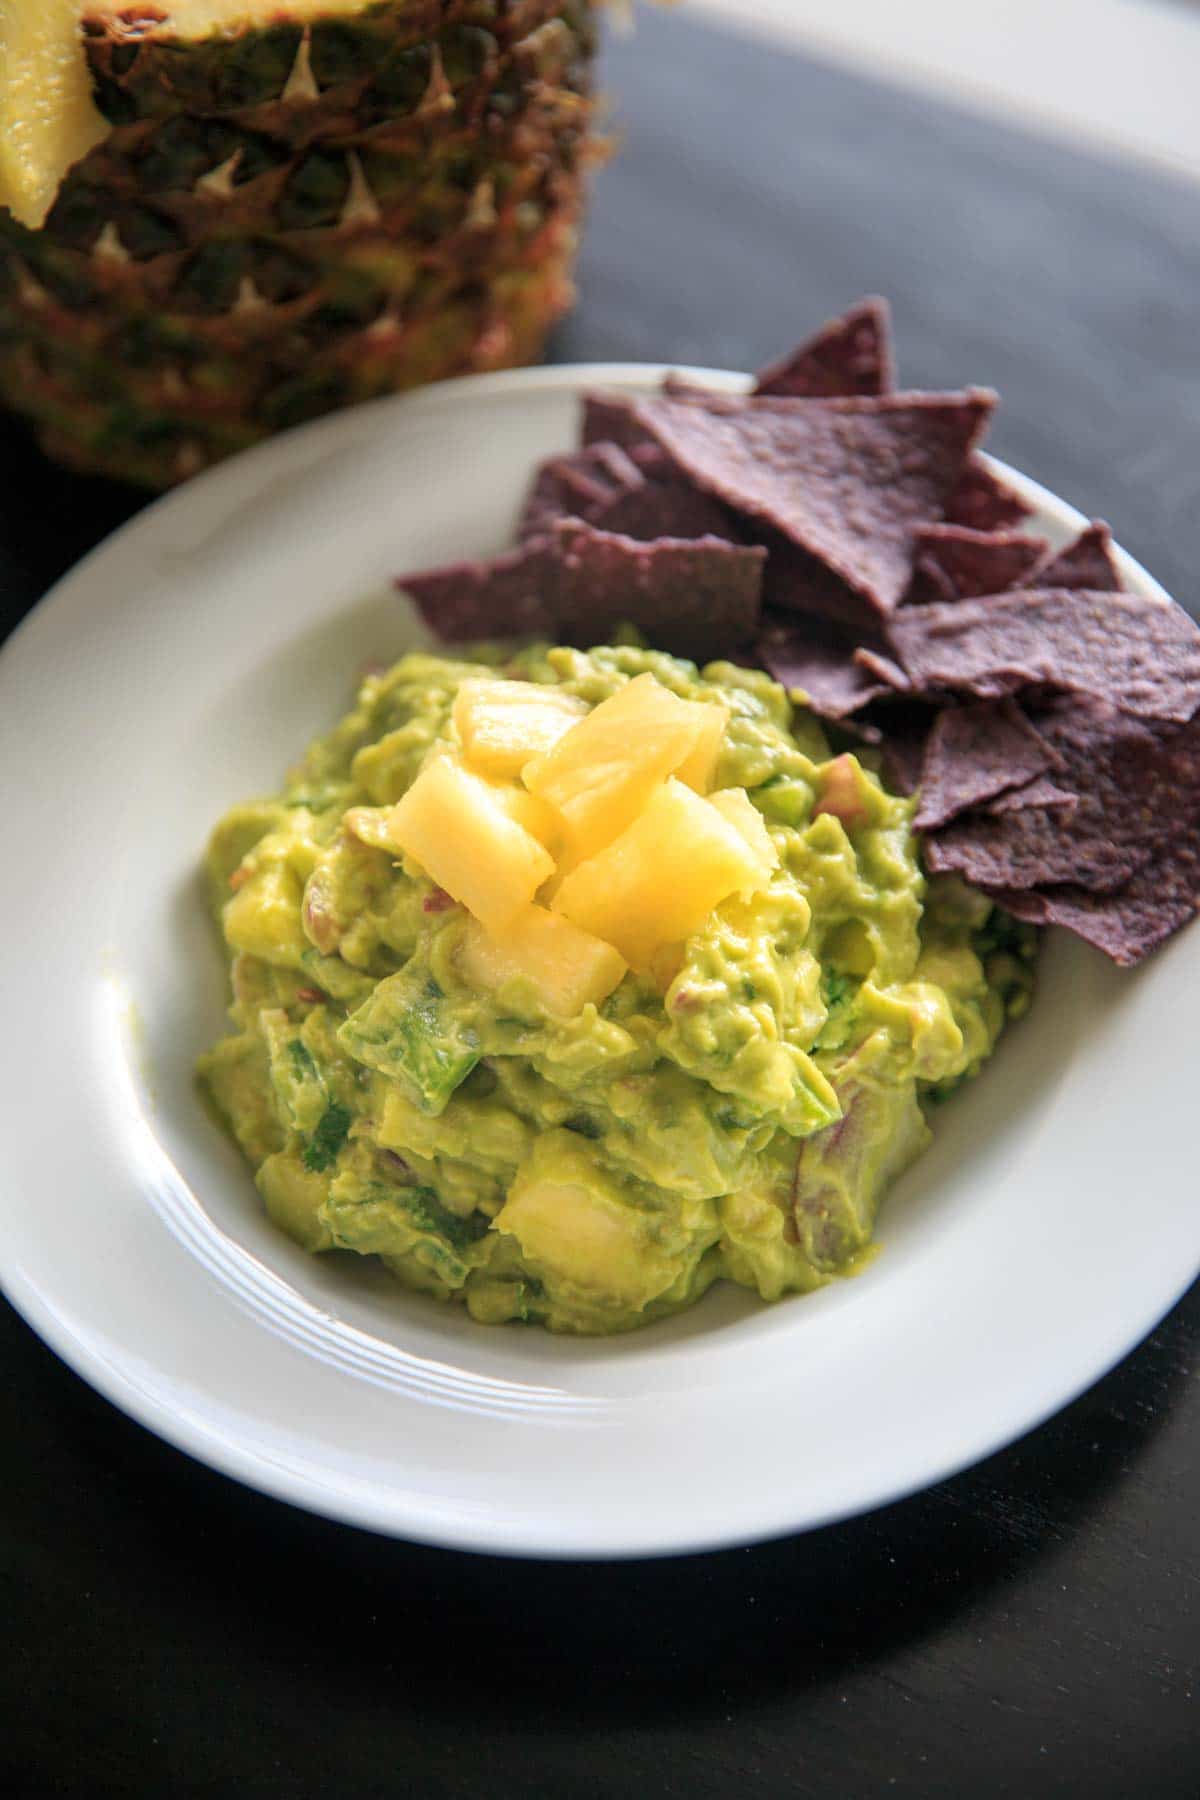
[338,956,480,1116]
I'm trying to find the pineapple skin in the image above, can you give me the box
[0,1,600,488]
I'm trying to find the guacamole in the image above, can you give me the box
[197,644,1035,1333]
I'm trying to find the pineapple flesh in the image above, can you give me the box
[0,0,600,485]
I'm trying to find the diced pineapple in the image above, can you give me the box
[485,783,564,854]
[388,757,553,932]
[454,679,587,780]
[675,701,730,793]
[553,778,772,970]
[495,1132,682,1309]
[708,789,779,890]
[459,906,627,1016]
[523,673,722,860]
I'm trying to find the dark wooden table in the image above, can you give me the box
[4,8,1197,1794]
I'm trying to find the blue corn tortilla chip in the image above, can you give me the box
[398,519,765,662]
[593,476,737,544]
[398,534,556,641]
[986,772,1077,816]
[547,521,765,660]
[906,525,1050,604]
[754,296,896,399]
[913,700,1062,831]
[922,697,1200,895]
[944,458,1034,532]
[582,391,656,453]
[519,442,644,540]
[1030,520,1123,592]
[889,589,1200,724]
[982,820,1200,967]
[757,615,897,722]
[628,387,996,618]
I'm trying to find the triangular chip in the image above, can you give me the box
[753,296,896,399]
[944,458,1033,532]
[914,700,1060,831]
[1030,521,1123,592]
[757,614,895,721]
[581,391,656,452]
[922,698,1200,895]
[906,525,1050,604]
[986,773,1077,816]
[890,589,1200,723]
[519,442,643,540]
[399,520,764,662]
[629,388,996,617]
[984,807,1200,966]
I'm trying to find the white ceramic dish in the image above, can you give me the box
[1,365,1196,1560]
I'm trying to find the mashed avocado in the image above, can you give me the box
[197,643,1035,1333]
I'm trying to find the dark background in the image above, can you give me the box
[4,8,1198,1794]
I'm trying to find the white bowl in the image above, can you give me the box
[0,365,1193,1558]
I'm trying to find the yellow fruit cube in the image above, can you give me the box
[707,789,779,890]
[454,679,588,780]
[496,1132,682,1309]
[485,783,564,853]
[675,701,730,793]
[523,673,724,860]
[553,778,770,969]
[388,757,553,931]
[459,906,627,1016]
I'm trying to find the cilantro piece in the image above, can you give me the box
[303,1102,352,1173]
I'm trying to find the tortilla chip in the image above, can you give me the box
[519,442,644,540]
[922,697,1200,895]
[986,773,1078,816]
[753,297,896,399]
[907,525,1050,604]
[398,521,765,662]
[984,821,1200,965]
[757,614,896,720]
[914,700,1060,831]
[630,388,996,617]
[581,391,657,453]
[398,535,557,641]
[1031,521,1123,592]
[550,521,765,660]
[944,458,1034,532]
[890,589,1200,724]
[878,712,933,796]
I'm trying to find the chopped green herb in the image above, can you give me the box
[303,1102,352,1172]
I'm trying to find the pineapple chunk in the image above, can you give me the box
[485,783,564,854]
[388,757,553,932]
[454,679,587,781]
[675,702,729,794]
[0,4,106,229]
[460,907,627,1016]
[553,778,772,970]
[708,789,779,889]
[523,673,724,860]
[496,1132,682,1310]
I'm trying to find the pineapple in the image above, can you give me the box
[552,777,774,971]
[459,905,626,1015]
[388,754,554,930]
[0,0,601,486]
[523,673,729,862]
[707,787,779,885]
[453,677,587,780]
